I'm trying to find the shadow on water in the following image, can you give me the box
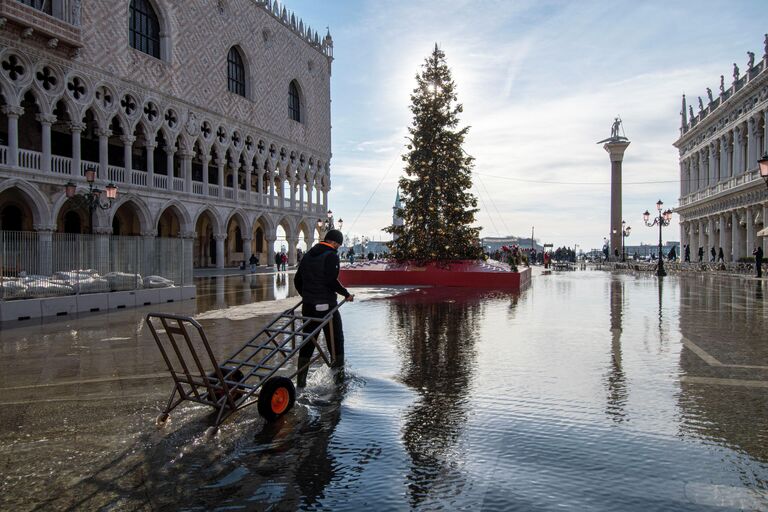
[387,287,513,509]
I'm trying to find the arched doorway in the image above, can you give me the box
[225,214,245,267]
[194,209,217,267]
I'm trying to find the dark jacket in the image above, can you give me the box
[294,242,350,305]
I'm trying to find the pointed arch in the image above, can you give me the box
[0,179,52,229]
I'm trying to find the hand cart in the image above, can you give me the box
[146,299,346,436]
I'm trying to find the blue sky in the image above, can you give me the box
[287,0,767,251]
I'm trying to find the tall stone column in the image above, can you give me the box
[70,122,84,176]
[3,105,22,167]
[708,143,717,183]
[298,179,305,212]
[202,154,211,196]
[707,217,715,256]
[720,135,729,181]
[256,169,264,204]
[214,233,226,269]
[35,227,55,277]
[602,139,631,259]
[763,204,768,255]
[217,158,225,199]
[265,232,277,269]
[698,219,706,255]
[180,231,195,285]
[38,114,55,173]
[287,236,298,266]
[165,147,175,191]
[179,150,194,194]
[732,211,744,261]
[145,141,156,186]
[242,236,253,268]
[747,116,757,171]
[746,207,755,257]
[122,135,135,177]
[719,215,728,259]
[98,128,111,179]
[245,164,253,204]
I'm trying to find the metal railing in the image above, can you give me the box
[0,230,189,301]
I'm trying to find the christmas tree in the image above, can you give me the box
[386,44,483,262]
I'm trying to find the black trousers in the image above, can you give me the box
[299,302,344,364]
[757,259,763,278]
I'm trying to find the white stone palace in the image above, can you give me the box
[675,37,768,261]
[0,0,333,271]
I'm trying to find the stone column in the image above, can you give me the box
[242,236,253,269]
[245,164,253,204]
[121,135,135,177]
[70,122,84,176]
[698,219,706,255]
[214,233,226,269]
[145,141,156,187]
[93,226,113,275]
[3,105,22,167]
[287,236,298,266]
[707,217,715,256]
[602,140,630,258]
[265,232,277,269]
[289,176,296,210]
[731,211,741,261]
[256,169,264,204]
[746,207,755,258]
[720,135,729,181]
[268,173,276,207]
[708,143,717,184]
[179,149,194,193]
[322,187,329,212]
[734,126,743,175]
[165,147,175,191]
[719,215,728,259]
[763,110,768,157]
[38,114,55,173]
[747,116,757,171]
[700,149,708,189]
[98,128,111,179]
[764,204,768,255]
[722,212,734,261]
[217,158,225,198]
[141,230,157,279]
[306,180,313,210]
[180,231,195,285]
[35,227,55,277]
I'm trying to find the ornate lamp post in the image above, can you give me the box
[316,209,342,239]
[758,153,768,189]
[64,166,118,234]
[621,221,631,262]
[643,199,673,277]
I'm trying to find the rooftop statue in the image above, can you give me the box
[698,96,704,111]
[748,51,755,69]
[706,87,713,103]
[733,63,740,82]
[720,75,725,94]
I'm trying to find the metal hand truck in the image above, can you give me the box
[146,299,346,437]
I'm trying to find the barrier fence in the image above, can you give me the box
[0,230,190,300]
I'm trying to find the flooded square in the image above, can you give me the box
[1,270,768,511]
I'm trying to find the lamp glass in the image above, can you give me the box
[327,210,333,219]
[106,183,118,200]
[656,200,663,211]
[759,154,768,177]
[65,181,76,198]
[85,168,96,183]
[643,210,650,223]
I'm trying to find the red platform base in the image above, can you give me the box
[339,260,531,289]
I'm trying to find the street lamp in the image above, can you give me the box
[64,166,118,234]
[643,199,673,277]
[316,210,343,238]
[621,221,631,262]
[758,153,768,189]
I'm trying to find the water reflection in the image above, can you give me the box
[388,288,484,508]
[195,273,298,311]
[604,276,627,423]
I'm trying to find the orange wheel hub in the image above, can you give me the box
[271,387,289,414]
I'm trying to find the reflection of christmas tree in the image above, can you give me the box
[386,44,483,262]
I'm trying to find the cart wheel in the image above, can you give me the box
[257,376,296,422]
[155,413,169,427]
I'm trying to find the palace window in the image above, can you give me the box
[18,0,52,15]
[227,47,246,97]
[130,0,161,59]
[289,80,301,122]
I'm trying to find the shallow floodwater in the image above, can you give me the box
[1,270,768,510]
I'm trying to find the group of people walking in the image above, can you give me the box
[682,243,764,277]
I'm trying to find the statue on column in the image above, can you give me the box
[597,116,628,144]
[706,87,713,103]
[747,51,755,69]
[733,63,740,82]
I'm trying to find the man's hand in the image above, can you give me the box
[347,294,355,302]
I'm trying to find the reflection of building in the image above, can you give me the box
[676,276,768,463]
[675,38,768,261]
[0,0,333,273]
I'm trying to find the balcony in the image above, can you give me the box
[0,0,82,54]
[679,168,761,207]
[0,145,324,215]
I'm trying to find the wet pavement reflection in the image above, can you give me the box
[1,269,768,510]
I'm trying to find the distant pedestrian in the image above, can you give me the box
[698,246,704,262]
[275,251,281,268]
[249,253,258,272]
[684,244,690,262]
[718,247,725,262]
[754,245,763,278]
[281,252,288,271]
[667,246,677,261]
[710,247,716,262]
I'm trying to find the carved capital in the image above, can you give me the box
[213,233,227,241]
[96,128,112,138]
[32,224,56,233]
[141,230,158,238]
[179,230,195,239]
[69,121,86,132]
[36,113,57,125]
[2,105,24,117]
[120,135,136,145]
[93,227,114,235]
